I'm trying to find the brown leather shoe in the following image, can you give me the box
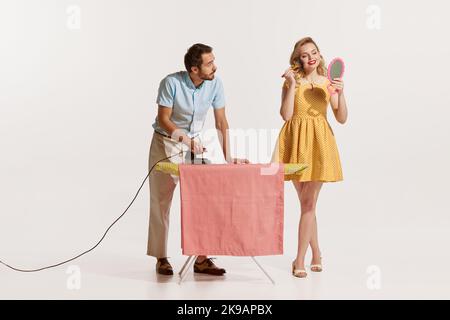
[194,258,226,276]
[156,258,173,275]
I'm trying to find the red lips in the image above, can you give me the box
[308,60,317,65]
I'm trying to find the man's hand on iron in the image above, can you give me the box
[190,139,206,154]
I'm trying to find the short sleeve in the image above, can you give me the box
[156,76,175,108]
[212,77,226,109]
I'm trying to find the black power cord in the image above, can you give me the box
[0,150,184,272]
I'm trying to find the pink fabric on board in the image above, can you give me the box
[179,163,284,256]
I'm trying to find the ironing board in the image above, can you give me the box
[156,162,307,177]
[155,162,308,284]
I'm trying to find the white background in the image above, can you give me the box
[0,0,449,299]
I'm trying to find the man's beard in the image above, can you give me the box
[199,71,215,81]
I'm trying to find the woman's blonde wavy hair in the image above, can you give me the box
[289,37,327,84]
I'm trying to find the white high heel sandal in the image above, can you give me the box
[292,261,307,278]
[310,256,323,272]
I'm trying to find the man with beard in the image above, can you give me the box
[147,43,249,276]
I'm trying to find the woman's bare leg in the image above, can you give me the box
[310,183,323,267]
[293,182,322,264]
[292,181,323,270]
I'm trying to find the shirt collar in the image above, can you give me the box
[184,71,205,90]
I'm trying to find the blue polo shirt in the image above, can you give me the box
[152,71,226,137]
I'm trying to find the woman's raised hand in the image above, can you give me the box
[330,78,344,94]
[281,68,296,86]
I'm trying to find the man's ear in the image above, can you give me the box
[191,66,199,74]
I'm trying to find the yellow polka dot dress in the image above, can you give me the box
[271,78,344,182]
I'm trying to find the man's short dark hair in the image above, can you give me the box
[184,43,213,73]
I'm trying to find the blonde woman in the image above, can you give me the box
[272,37,348,278]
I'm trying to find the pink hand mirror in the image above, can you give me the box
[327,57,345,95]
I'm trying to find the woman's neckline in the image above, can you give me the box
[298,77,328,86]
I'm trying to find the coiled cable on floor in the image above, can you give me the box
[0,150,184,272]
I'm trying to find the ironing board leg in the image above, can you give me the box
[178,255,197,285]
[178,255,193,276]
[251,256,275,285]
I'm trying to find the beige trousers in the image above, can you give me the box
[146,132,185,258]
